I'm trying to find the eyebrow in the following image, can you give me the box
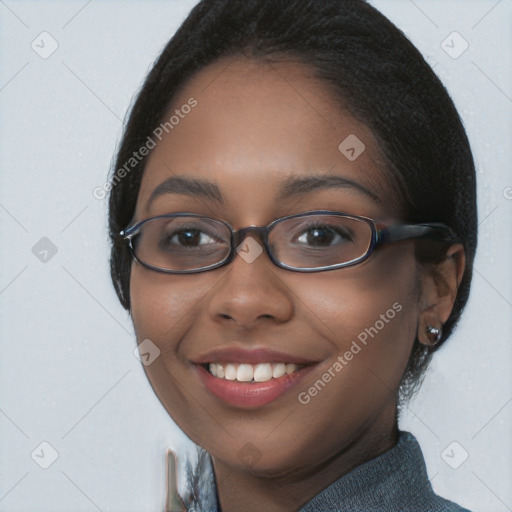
[148,176,224,207]
[147,173,380,209]
[276,174,380,203]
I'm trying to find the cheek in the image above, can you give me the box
[129,264,209,344]
[300,245,417,326]
[283,249,420,456]
[128,265,218,434]
[296,245,420,388]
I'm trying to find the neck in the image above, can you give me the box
[212,414,399,512]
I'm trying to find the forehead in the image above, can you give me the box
[136,56,396,220]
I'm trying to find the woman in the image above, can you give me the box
[108,1,476,510]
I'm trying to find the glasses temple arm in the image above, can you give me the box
[377,223,459,245]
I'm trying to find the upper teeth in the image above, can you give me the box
[208,362,301,382]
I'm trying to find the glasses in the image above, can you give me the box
[120,210,458,274]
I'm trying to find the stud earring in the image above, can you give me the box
[426,325,442,345]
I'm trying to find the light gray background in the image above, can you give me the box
[0,1,511,511]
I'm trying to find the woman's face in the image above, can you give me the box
[130,57,422,477]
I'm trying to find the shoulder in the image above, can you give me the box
[299,431,472,512]
[397,432,472,512]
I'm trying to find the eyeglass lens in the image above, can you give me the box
[131,214,373,271]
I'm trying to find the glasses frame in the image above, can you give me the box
[120,210,459,274]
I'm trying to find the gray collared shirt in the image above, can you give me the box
[298,431,471,512]
[184,431,471,511]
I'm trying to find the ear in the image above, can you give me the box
[417,243,466,346]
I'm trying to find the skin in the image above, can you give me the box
[129,56,465,512]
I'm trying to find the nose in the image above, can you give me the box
[206,235,294,330]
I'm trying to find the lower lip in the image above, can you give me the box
[195,364,316,408]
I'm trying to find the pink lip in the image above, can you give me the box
[192,347,319,365]
[194,363,317,409]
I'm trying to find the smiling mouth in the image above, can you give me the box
[203,362,306,383]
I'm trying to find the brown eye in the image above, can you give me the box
[294,224,353,247]
[159,225,219,251]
